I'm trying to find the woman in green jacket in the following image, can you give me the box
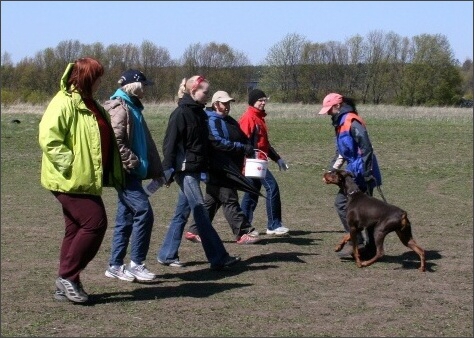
[38,57,124,303]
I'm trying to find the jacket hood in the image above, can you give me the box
[59,62,89,110]
[179,93,205,110]
[331,104,353,127]
[245,105,267,118]
[110,88,143,110]
[60,63,75,94]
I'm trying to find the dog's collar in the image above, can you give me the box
[347,190,359,196]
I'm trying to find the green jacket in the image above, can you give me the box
[38,63,124,195]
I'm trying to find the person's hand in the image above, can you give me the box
[364,172,376,184]
[163,168,174,182]
[244,144,255,157]
[200,172,209,183]
[277,159,289,171]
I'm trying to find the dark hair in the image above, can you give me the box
[67,57,104,99]
[343,97,357,113]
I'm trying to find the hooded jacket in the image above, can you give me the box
[206,108,250,170]
[161,93,209,173]
[104,90,164,180]
[331,103,382,189]
[238,106,281,162]
[38,63,124,195]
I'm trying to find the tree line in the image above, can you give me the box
[1,32,473,107]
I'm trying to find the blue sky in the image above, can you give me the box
[1,1,472,65]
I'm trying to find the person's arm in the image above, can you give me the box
[161,109,182,171]
[208,117,239,151]
[351,120,374,175]
[38,98,74,175]
[107,99,138,170]
[328,150,345,172]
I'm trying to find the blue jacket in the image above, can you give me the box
[332,104,382,189]
[206,108,250,170]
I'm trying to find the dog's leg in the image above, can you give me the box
[334,233,351,252]
[349,227,362,267]
[360,227,386,268]
[396,225,426,272]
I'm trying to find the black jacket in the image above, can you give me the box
[162,93,209,173]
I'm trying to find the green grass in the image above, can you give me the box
[1,103,473,337]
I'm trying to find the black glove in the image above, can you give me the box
[364,174,376,183]
[244,144,255,157]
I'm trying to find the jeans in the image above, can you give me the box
[109,174,154,267]
[241,169,283,230]
[157,172,230,267]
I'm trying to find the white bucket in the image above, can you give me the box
[244,150,268,179]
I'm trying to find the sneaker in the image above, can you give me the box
[157,259,185,268]
[185,231,201,243]
[337,242,366,259]
[126,264,156,281]
[337,243,354,259]
[236,231,261,245]
[105,264,136,282]
[55,277,89,303]
[210,255,241,271]
[53,288,68,301]
[266,226,290,236]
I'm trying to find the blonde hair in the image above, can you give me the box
[177,78,186,100]
[120,81,143,97]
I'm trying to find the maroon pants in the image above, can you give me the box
[53,192,108,283]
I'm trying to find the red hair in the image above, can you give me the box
[67,57,104,99]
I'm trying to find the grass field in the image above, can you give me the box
[1,102,473,337]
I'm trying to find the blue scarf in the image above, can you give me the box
[110,89,148,179]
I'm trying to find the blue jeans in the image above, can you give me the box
[109,174,154,266]
[157,172,230,267]
[241,169,283,230]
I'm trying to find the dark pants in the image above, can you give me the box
[188,184,253,239]
[334,186,376,256]
[53,191,108,283]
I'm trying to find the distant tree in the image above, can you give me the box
[460,58,473,99]
[179,42,251,100]
[398,34,462,105]
[54,40,82,62]
[261,33,308,102]
[81,42,105,61]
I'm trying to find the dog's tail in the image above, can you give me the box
[401,212,410,231]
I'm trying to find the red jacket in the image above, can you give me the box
[238,106,281,162]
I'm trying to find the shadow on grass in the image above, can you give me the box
[81,251,318,305]
[339,249,441,272]
[85,281,254,305]
[222,230,328,245]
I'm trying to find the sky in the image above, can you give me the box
[1,1,473,65]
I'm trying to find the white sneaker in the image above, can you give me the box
[105,264,136,282]
[266,226,290,235]
[126,264,156,281]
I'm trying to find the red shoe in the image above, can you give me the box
[185,231,201,243]
[236,233,261,245]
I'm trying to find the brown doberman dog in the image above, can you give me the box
[323,169,426,271]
